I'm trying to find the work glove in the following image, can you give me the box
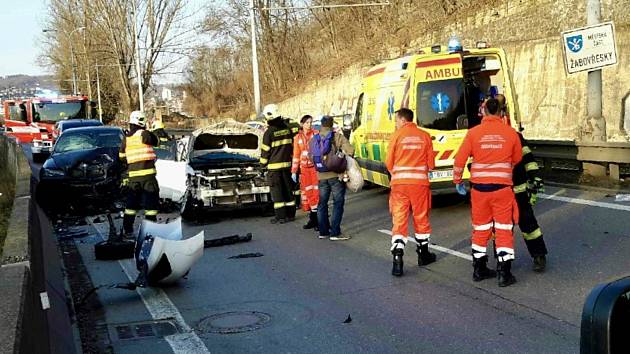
[291,173,298,183]
[531,177,545,194]
[455,183,467,196]
[529,192,538,206]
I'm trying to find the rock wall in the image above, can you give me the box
[278,0,630,141]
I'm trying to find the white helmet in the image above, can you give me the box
[129,110,147,127]
[262,104,280,121]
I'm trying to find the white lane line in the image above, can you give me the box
[539,193,630,212]
[378,229,472,261]
[88,217,210,354]
[118,260,210,354]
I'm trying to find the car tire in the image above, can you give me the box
[94,240,135,260]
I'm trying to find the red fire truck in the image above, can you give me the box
[1,96,93,161]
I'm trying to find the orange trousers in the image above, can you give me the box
[389,184,431,246]
[470,187,518,261]
[299,166,319,212]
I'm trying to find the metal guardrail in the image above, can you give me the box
[165,128,630,177]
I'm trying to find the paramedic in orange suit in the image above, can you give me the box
[291,115,319,231]
[386,108,437,277]
[453,98,522,287]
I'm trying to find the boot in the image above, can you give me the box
[532,255,546,273]
[416,244,436,266]
[497,260,517,287]
[472,256,497,282]
[303,211,318,230]
[392,248,404,277]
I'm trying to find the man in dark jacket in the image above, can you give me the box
[260,104,298,224]
[497,94,548,272]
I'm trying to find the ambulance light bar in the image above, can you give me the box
[476,41,489,49]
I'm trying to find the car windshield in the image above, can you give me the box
[54,130,122,153]
[193,133,259,150]
[416,79,466,131]
[34,102,86,122]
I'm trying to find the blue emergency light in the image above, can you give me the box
[447,35,463,52]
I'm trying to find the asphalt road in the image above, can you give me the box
[58,182,630,353]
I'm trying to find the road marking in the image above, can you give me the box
[378,229,472,261]
[118,260,210,354]
[539,193,630,212]
[87,216,210,354]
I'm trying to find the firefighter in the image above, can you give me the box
[260,104,297,224]
[151,119,171,146]
[496,94,548,272]
[453,98,522,287]
[386,108,437,276]
[291,114,319,230]
[119,111,160,237]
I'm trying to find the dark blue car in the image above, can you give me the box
[53,119,103,140]
[38,126,124,213]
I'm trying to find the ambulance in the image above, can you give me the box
[348,37,521,192]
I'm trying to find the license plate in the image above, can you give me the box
[429,170,453,180]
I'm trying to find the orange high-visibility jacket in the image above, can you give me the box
[453,115,522,185]
[291,129,317,174]
[386,122,435,186]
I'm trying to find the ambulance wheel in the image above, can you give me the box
[94,240,135,260]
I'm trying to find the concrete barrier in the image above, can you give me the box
[0,135,77,354]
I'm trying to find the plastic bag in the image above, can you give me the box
[345,156,364,193]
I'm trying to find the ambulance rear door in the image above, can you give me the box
[413,53,469,182]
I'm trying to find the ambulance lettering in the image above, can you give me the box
[425,67,461,80]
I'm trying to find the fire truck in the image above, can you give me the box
[347,37,521,193]
[1,96,94,161]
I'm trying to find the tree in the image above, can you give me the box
[41,0,195,119]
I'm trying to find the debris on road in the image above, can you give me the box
[204,233,253,248]
[343,314,352,324]
[614,194,630,202]
[228,252,264,259]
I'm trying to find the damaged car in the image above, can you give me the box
[37,126,125,213]
[156,120,272,219]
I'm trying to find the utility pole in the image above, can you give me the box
[132,2,144,112]
[96,61,103,122]
[585,0,605,142]
[249,0,261,115]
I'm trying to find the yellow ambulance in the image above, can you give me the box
[347,38,521,192]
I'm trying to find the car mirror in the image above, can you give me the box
[581,275,630,353]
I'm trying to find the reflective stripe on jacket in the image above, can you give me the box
[260,117,296,170]
[291,130,317,173]
[386,121,435,186]
[124,129,157,179]
[453,115,522,185]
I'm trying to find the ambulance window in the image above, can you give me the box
[416,79,465,131]
[353,93,364,130]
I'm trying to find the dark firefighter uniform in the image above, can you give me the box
[119,126,160,234]
[513,132,548,271]
[260,117,299,223]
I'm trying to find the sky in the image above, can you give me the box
[0,0,209,79]
[0,0,49,76]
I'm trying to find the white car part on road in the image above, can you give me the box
[136,217,204,285]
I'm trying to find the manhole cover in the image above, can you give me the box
[197,311,271,334]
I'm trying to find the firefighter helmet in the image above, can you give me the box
[262,104,280,121]
[129,110,147,128]
[152,120,165,130]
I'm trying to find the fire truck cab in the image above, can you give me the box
[1,96,93,161]
[348,37,521,193]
